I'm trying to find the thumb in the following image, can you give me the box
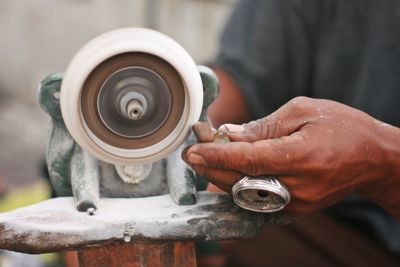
[219,100,308,142]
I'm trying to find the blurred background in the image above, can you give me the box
[0,0,234,191]
[0,0,234,266]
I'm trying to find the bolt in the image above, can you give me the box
[123,223,135,243]
[124,165,144,178]
[126,100,144,120]
[87,208,95,216]
[124,235,132,243]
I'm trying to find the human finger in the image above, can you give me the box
[186,133,308,176]
[190,164,243,192]
[219,97,314,142]
[192,122,215,143]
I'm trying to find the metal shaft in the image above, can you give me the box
[126,99,144,120]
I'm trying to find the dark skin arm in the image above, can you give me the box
[184,70,400,219]
[207,67,251,127]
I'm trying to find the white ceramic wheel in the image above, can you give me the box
[60,28,203,165]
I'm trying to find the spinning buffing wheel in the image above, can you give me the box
[61,28,203,165]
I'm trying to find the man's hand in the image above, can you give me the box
[182,97,400,218]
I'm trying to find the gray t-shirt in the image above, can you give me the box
[216,0,400,254]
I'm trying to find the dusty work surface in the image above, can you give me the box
[0,192,283,254]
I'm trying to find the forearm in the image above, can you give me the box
[207,68,251,127]
[362,123,400,219]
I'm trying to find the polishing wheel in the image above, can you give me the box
[61,28,203,165]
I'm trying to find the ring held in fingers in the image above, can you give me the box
[232,175,290,213]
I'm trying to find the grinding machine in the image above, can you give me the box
[39,28,219,214]
[39,28,290,215]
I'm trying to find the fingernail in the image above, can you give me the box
[218,124,245,133]
[188,153,206,165]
